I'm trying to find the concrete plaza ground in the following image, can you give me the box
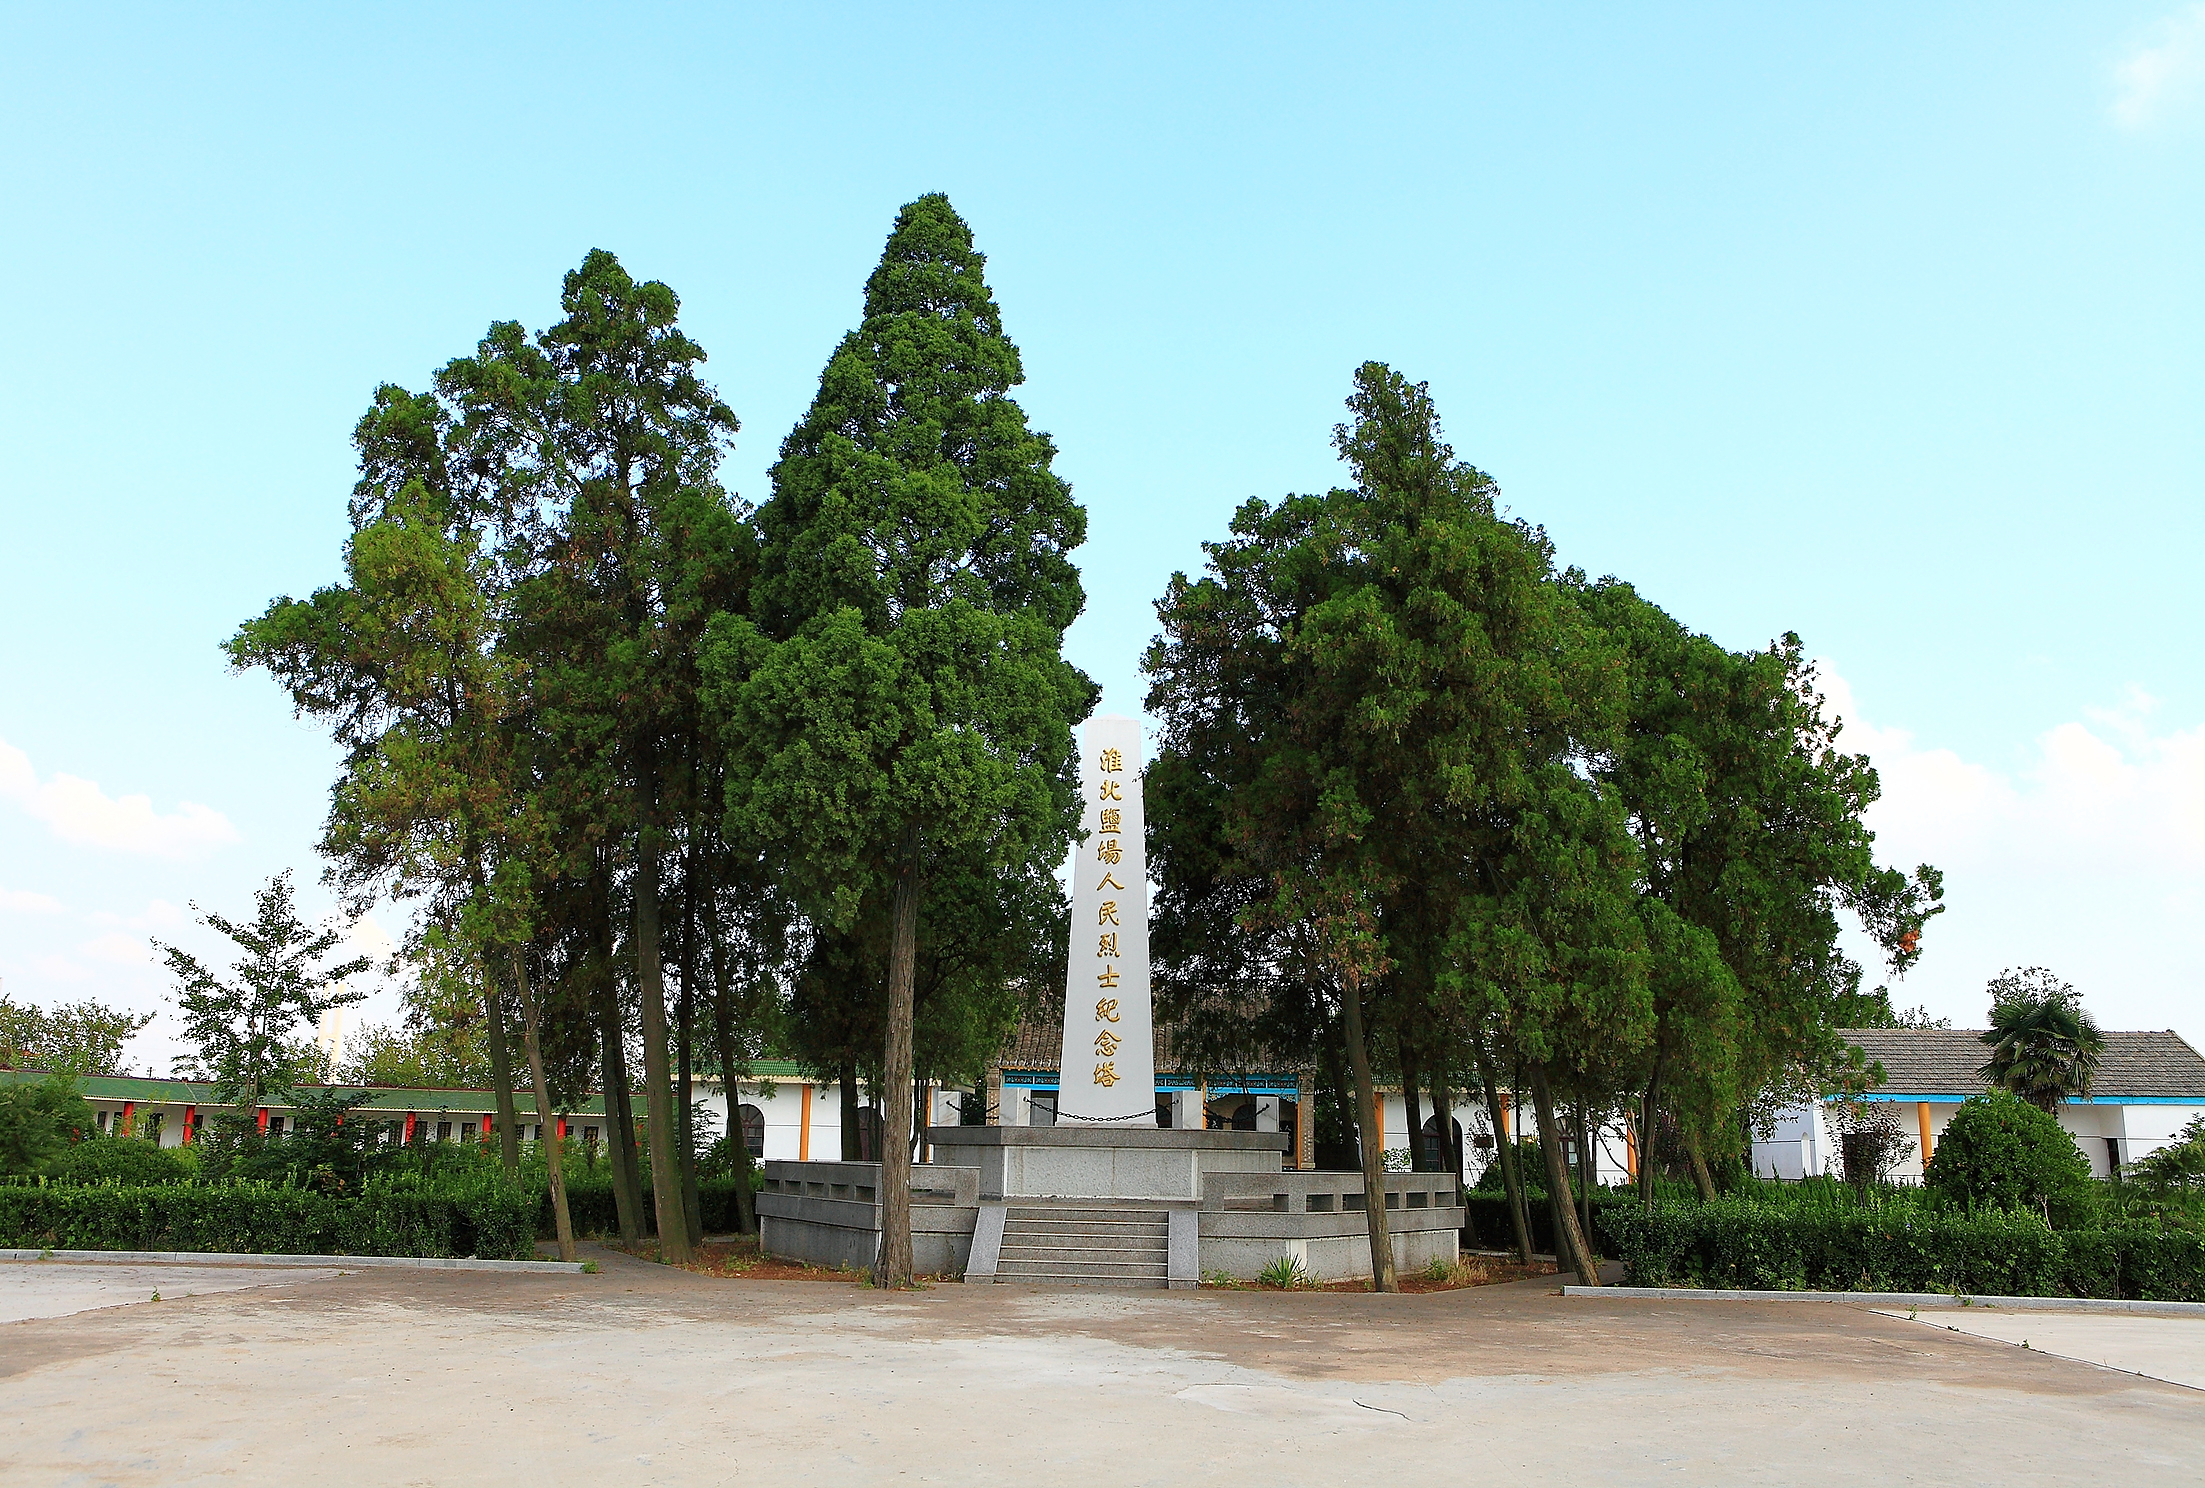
[4,1249,2201,1486]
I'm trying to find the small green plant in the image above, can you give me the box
[580,1260,599,1274]
[1200,1268,1246,1288]
[1257,1254,1312,1289]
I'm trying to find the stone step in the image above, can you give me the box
[999,1242,1166,1266]
[1002,1220,1167,1236]
[1004,1207,1171,1222]
[996,1260,1173,1278]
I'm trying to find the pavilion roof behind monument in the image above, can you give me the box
[1843,1027,2205,1102]
[995,1014,1311,1083]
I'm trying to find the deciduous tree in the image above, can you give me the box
[155,872,370,1116]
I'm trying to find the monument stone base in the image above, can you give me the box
[925,1124,1286,1201]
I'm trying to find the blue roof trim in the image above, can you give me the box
[1854,1093,2205,1105]
[1002,1070,1301,1095]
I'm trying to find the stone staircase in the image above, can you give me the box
[991,1200,1171,1288]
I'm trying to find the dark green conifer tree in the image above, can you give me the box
[708,195,1093,1286]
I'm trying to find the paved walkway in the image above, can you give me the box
[1,1258,343,1323]
[4,1249,2201,1485]
[1879,1307,2205,1391]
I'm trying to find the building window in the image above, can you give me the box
[461,1122,477,1141]
[739,1104,765,1160]
[436,1121,452,1142]
[266,1116,284,1137]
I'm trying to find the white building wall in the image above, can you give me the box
[1756,1097,2205,1182]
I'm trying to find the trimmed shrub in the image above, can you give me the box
[1925,1089,2094,1225]
[44,1138,191,1187]
[553,1175,752,1240]
[0,1176,540,1260]
[1599,1201,2205,1301]
[1461,1190,1635,1256]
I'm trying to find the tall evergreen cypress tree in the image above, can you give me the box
[708,194,1093,1287]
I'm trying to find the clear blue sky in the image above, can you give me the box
[3,4,2200,1066]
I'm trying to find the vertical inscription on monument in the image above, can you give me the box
[1055,715,1155,1123]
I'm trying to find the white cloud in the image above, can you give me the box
[0,886,65,915]
[0,736,241,860]
[2113,4,2205,129]
[78,932,152,966]
[1823,667,2205,1036]
[87,899,190,932]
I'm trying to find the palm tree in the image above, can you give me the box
[1976,967,2103,1112]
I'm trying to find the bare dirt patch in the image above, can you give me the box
[593,1234,962,1285]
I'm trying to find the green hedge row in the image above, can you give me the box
[1462,1190,1631,1255]
[0,1180,539,1261]
[553,1176,749,1239]
[1598,1200,2205,1300]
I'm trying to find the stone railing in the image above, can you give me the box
[1198,1171,1464,1281]
[757,1160,981,1275]
[1202,1170,1464,1214]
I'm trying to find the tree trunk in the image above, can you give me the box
[1686,1134,1719,1202]
[675,859,705,1250]
[1530,1066,1599,1286]
[482,961,522,1174]
[875,835,923,1288]
[1574,1100,1596,1255]
[676,972,705,1249]
[1398,1033,1426,1172]
[840,1065,860,1159]
[1429,1069,1456,1192]
[596,975,644,1242]
[708,953,758,1235]
[1639,1076,1659,1210]
[509,946,574,1263]
[1321,1037,1354,1169]
[1474,1045,1532,1264]
[1340,967,1397,1292]
[633,825,693,1264]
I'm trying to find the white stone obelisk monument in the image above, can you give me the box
[1054,715,1156,1124]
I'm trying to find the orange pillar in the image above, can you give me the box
[1625,1125,1638,1181]
[1917,1102,1935,1170]
[798,1083,813,1159]
[122,1100,135,1137]
[181,1104,196,1145]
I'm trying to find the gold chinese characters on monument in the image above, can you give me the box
[1091,746,1124,1086]
[1054,715,1154,1123]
